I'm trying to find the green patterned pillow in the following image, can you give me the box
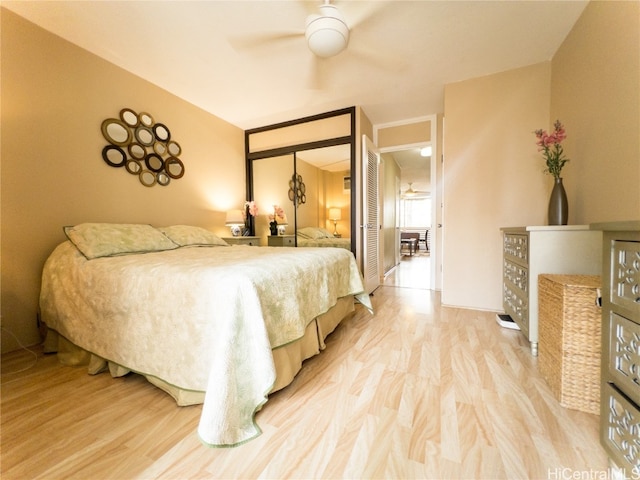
[64,223,179,259]
[298,227,331,239]
[158,225,229,247]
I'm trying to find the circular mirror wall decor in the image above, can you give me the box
[125,159,142,175]
[101,119,131,146]
[139,169,157,187]
[120,108,139,128]
[101,108,185,187]
[157,171,171,186]
[102,145,127,167]
[128,142,146,160]
[167,140,181,157]
[288,173,307,207]
[145,153,164,172]
[139,112,154,127]
[153,141,167,156]
[165,156,185,179]
[153,123,171,142]
[135,125,155,146]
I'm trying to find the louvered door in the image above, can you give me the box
[362,135,380,294]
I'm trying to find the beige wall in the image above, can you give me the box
[443,62,551,310]
[550,1,640,223]
[1,10,246,352]
[442,0,639,312]
[377,121,431,149]
[324,170,351,237]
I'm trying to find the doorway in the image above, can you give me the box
[374,114,439,291]
[380,145,433,289]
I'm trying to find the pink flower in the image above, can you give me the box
[269,205,286,223]
[533,120,569,178]
[244,201,258,217]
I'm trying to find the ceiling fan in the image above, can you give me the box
[230,0,395,87]
[402,183,430,198]
[305,0,350,58]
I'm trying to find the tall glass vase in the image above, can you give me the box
[548,177,568,225]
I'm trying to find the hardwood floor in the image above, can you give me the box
[1,257,607,479]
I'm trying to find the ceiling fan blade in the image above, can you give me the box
[343,0,391,30]
[228,30,304,52]
[347,43,408,72]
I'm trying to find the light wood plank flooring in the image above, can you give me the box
[1,256,607,479]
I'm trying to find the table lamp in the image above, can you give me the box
[225,209,244,237]
[329,208,341,237]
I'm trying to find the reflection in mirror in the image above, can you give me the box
[145,153,164,172]
[102,145,127,167]
[252,154,295,245]
[135,126,155,146]
[165,156,185,179]
[120,108,139,128]
[139,112,154,127]
[246,107,355,252]
[294,145,351,248]
[153,123,171,142]
[153,141,167,156]
[101,119,131,146]
[128,142,146,159]
[167,140,182,157]
[157,171,171,186]
[139,170,157,187]
[125,159,142,174]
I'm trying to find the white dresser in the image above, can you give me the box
[501,225,602,355]
[592,221,640,474]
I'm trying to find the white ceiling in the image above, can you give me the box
[3,0,588,194]
[4,0,587,130]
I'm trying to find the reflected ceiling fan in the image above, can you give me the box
[402,183,430,198]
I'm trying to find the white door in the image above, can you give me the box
[362,135,380,294]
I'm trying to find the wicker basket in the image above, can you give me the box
[538,274,602,414]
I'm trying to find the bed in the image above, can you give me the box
[296,226,351,250]
[39,223,371,447]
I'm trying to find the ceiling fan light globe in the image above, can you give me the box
[305,15,349,58]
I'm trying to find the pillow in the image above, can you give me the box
[317,228,333,238]
[297,227,332,240]
[158,225,229,247]
[64,223,179,259]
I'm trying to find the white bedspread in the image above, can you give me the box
[40,241,371,446]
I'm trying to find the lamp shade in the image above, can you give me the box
[329,208,342,221]
[225,209,244,226]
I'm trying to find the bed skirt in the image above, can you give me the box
[43,295,354,406]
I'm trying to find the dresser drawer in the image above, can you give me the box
[610,240,640,316]
[503,282,529,331]
[503,233,528,265]
[601,383,640,471]
[504,258,528,293]
[609,312,640,406]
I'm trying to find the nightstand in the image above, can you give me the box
[223,236,261,246]
[267,235,295,247]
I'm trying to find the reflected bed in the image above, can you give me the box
[296,226,351,249]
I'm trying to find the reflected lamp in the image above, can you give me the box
[329,208,341,237]
[277,214,288,235]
